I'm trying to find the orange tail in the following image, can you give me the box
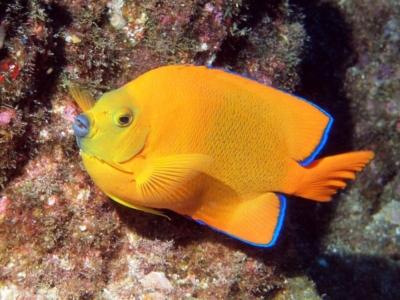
[295,151,374,201]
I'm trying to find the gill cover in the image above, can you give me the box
[69,84,149,172]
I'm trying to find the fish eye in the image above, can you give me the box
[113,108,133,127]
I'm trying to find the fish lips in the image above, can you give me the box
[73,112,96,149]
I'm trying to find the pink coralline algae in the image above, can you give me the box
[140,271,174,293]
[0,108,16,126]
[0,196,10,220]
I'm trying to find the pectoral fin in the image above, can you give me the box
[135,154,213,201]
[69,83,96,112]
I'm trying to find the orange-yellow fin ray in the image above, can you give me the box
[69,83,96,112]
[192,193,286,247]
[293,151,374,201]
[107,193,170,219]
[136,154,213,201]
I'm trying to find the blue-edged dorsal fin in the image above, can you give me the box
[205,65,332,166]
[262,88,332,165]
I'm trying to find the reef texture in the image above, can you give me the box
[0,0,398,299]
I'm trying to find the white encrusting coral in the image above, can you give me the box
[107,0,126,29]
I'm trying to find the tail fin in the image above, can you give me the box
[296,151,374,201]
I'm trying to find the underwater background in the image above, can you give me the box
[0,0,399,299]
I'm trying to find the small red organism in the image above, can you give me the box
[33,22,44,36]
[9,63,20,80]
[1,62,9,71]
[0,60,20,80]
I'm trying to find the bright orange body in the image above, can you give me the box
[72,65,373,246]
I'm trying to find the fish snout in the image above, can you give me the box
[73,114,90,138]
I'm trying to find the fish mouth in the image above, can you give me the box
[75,118,87,131]
[73,112,97,136]
[73,112,98,150]
[73,114,90,138]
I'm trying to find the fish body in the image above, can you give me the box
[71,65,373,247]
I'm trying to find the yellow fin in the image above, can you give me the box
[69,83,96,112]
[107,193,170,219]
[115,127,150,163]
[136,154,213,201]
[192,192,285,246]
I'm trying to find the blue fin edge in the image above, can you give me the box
[296,95,333,166]
[203,65,334,167]
[191,194,287,248]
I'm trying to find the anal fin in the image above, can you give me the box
[193,193,286,247]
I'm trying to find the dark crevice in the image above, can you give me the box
[286,1,356,268]
[213,0,286,68]
[287,0,356,245]
[0,1,72,188]
[31,3,72,109]
[291,0,356,155]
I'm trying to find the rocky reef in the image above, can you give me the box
[0,0,398,299]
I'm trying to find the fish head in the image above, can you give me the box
[72,85,150,172]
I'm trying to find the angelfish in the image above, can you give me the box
[70,65,373,247]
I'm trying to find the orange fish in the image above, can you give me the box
[71,65,373,247]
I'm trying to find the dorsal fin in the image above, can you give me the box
[279,93,333,166]
[198,66,333,165]
[259,86,333,165]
